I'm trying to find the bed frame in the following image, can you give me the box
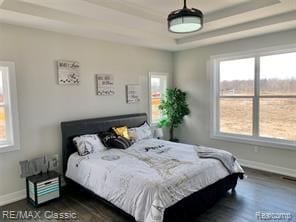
[61,113,243,222]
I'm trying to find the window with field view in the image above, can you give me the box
[214,49,296,145]
[259,52,296,141]
[149,73,168,124]
[219,58,255,136]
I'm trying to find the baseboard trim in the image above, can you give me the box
[239,158,296,178]
[0,189,26,206]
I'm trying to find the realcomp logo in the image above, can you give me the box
[256,211,293,221]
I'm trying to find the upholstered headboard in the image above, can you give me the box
[61,113,147,175]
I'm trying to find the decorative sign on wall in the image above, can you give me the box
[126,84,141,104]
[96,74,115,96]
[57,60,80,85]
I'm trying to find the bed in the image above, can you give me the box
[61,113,244,222]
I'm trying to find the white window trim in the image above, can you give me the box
[0,61,20,153]
[209,44,296,151]
[148,72,168,126]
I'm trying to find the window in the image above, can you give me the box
[219,58,255,136]
[0,62,20,152]
[211,46,296,148]
[149,73,168,124]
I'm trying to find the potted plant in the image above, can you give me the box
[158,88,190,142]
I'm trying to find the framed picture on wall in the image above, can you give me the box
[126,84,141,103]
[96,74,115,96]
[57,60,80,85]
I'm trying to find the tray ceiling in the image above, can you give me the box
[0,0,295,51]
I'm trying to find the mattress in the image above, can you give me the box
[66,139,244,222]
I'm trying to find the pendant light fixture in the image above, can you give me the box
[168,0,203,34]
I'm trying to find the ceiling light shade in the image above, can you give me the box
[168,0,203,34]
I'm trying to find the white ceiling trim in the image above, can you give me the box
[16,0,172,37]
[175,22,296,51]
[205,0,281,22]
[0,8,175,50]
[178,10,296,45]
[84,0,164,23]
[18,0,284,29]
[1,0,173,41]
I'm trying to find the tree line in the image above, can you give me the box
[221,79,296,94]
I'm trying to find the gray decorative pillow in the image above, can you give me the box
[73,134,106,156]
[128,122,153,142]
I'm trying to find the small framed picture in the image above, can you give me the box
[48,155,59,172]
[126,84,141,103]
[96,74,115,96]
[57,60,80,85]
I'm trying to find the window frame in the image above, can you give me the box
[210,44,296,150]
[0,61,20,153]
[148,72,168,126]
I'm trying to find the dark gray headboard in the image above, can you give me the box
[61,113,147,175]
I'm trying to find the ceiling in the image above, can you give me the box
[0,0,296,51]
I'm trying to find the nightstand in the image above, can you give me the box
[26,171,61,207]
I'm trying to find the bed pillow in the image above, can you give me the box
[73,134,106,156]
[128,122,153,142]
[112,126,131,140]
[99,131,117,147]
[99,132,132,149]
[109,136,132,149]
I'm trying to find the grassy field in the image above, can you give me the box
[220,98,296,141]
[220,99,253,136]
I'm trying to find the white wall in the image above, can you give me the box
[0,23,173,199]
[174,29,296,174]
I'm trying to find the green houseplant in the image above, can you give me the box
[158,88,190,142]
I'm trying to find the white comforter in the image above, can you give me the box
[66,139,244,222]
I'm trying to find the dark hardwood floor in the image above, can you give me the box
[1,168,296,222]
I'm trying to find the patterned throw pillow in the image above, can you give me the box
[99,132,132,149]
[73,134,106,156]
[99,131,117,147]
[112,126,131,140]
[128,122,153,142]
[109,136,132,149]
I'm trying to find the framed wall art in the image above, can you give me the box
[96,74,115,96]
[126,84,141,104]
[57,60,80,85]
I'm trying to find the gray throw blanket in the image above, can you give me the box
[198,149,236,174]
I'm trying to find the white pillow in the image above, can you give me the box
[128,122,153,142]
[73,134,106,156]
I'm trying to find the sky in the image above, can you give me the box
[220,52,296,81]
